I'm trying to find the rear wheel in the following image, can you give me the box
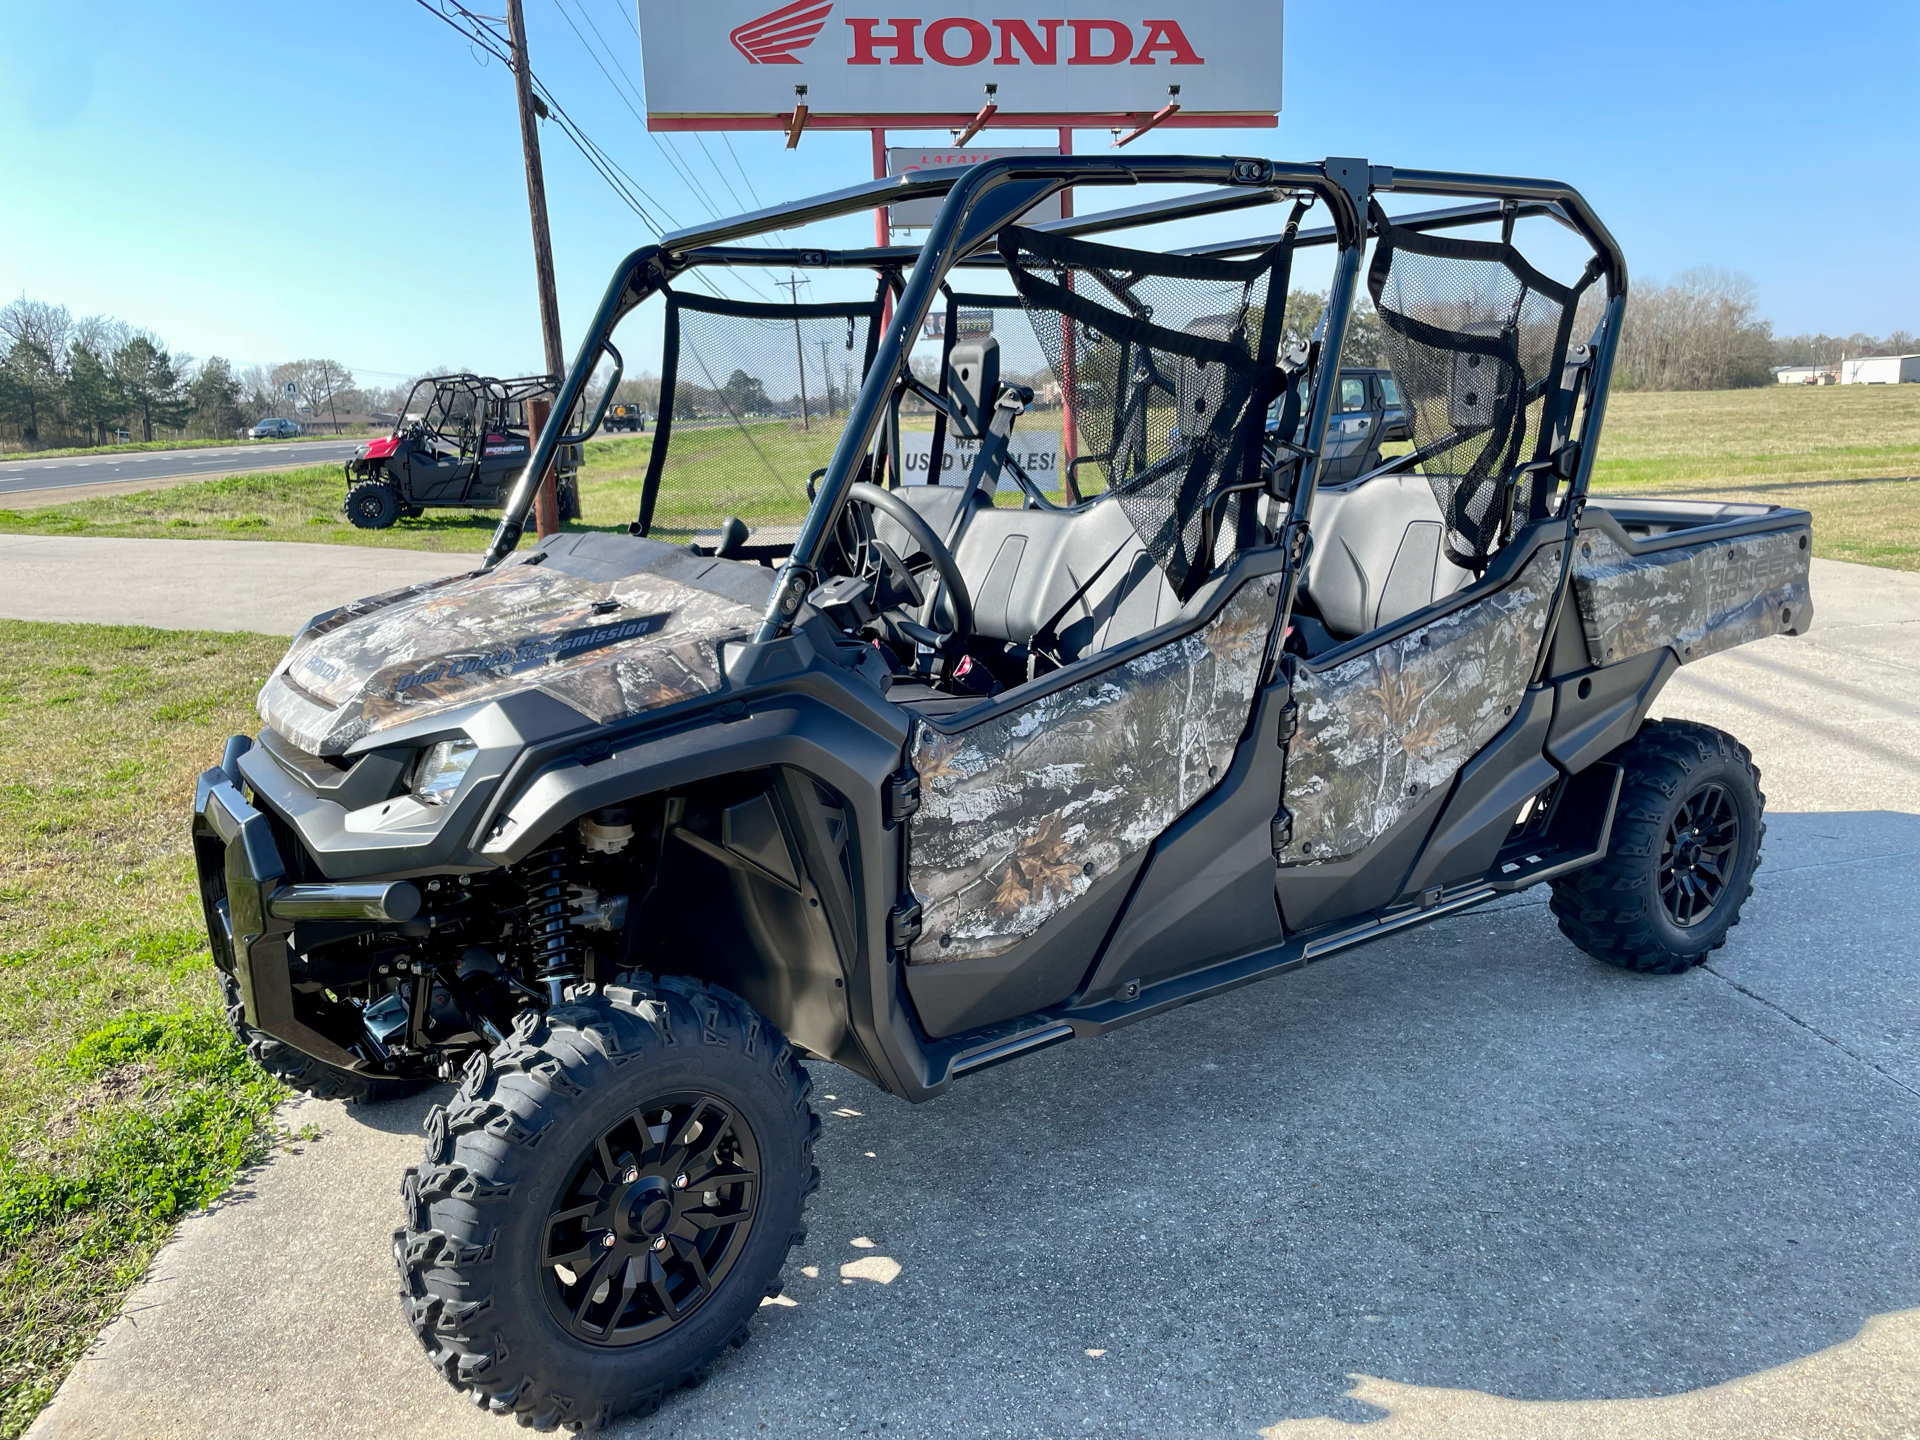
[345,480,402,529]
[1550,719,1765,973]
[397,976,818,1431]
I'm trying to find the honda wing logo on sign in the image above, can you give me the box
[730,0,833,64]
[639,2,1281,121]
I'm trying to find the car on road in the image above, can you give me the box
[604,402,646,432]
[248,417,301,439]
[193,154,1811,1432]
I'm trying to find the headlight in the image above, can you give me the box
[411,739,478,806]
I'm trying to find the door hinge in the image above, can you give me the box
[884,768,922,825]
[1275,700,1298,746]
[1270,808,1294,856]
[888,897,923,952]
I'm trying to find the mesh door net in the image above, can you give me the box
[1366,209,1595,569]
[638,291,881,550]
[999,227,1291,600]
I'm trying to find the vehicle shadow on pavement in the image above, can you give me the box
[603,808,1916,1438]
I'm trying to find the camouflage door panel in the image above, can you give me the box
[1570,526,1811,668]
[1282,544,1562,866]
[908,580,1279,964]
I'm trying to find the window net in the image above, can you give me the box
[1366,213,1592,569]
[638,291,881,553]
[996,227,1292,599]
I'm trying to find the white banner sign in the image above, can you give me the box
[899,430,1060,490]
[636,2,1282,122]
[887,147,1063,226]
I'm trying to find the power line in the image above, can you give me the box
[410,0,773,305]
[722,132,767,211]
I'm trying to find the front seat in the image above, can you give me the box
[1304,472,1475,639]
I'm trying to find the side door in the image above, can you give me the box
[901,565,1283,1037]
[1275,531,1566,931]
[1320,372,1376,483]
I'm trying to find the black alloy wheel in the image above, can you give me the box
[1659,781,1739,927]
[543,1092,760,1346]
[398,978,819,1431]
[1550,719,1765,974]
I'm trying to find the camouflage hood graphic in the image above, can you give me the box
[259,551,770,756]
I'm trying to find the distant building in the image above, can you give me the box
[1772,364,1836,385]
[1839,354,1920,385]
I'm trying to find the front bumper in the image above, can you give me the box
[193,735,420,1071]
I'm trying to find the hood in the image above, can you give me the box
[358,434,402,460]
[259,535,776,756]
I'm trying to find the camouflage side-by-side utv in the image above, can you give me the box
[344,373,580,529]
[192,155,1811,1430]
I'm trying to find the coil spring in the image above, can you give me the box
[520,842,578,1002]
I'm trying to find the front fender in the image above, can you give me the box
[479,685,942,1099]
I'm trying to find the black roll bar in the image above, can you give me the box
[484,153,1627,638]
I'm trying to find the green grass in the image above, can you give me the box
[1585,386,1920,571]
[0,387,1914,568]
[0,623,292,1438]
[0,432,376,463]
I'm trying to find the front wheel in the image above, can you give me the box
[345,480,402,529]
[397,976,819,1431]
[1550,719,1766,974]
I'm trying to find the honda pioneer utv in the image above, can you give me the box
[345,372,580,529]
[193,155,1811,1430]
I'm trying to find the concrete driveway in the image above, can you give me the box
[0,535,477,633]
[25,559,1920,1440]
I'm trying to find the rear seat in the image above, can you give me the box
[1303,471,1475,639]
[894,488,1178,662]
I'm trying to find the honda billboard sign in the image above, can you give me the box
[636,1,1282,126]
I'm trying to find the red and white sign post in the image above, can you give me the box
[634,1,1282,487]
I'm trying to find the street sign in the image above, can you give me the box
[282,381,299,398]
[888,147,1063,226]
[635,1,1282,131]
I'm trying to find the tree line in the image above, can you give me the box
[0,295,475,451]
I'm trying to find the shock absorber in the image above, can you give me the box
[520,842,578,1004]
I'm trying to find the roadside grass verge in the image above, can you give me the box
[1,433,375,463]
[0,387,1913,568]
[0,623,292,1439]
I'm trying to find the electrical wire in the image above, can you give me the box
[411,0,789,307]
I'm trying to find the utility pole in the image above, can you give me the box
[507,0,565,535]
[778,273,809,429]
[816,337,835,417]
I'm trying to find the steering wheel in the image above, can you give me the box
[841,482,974,659]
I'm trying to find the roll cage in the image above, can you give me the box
[483,154,1627,660]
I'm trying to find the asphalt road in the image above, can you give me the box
[0,439,365,498]
[21,556,1920,1440]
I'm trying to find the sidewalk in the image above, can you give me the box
[0,535,477,634]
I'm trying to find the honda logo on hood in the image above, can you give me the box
[731,0,833,63]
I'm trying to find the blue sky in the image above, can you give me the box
[1,0,1914,384]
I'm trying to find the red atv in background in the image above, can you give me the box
[344,373,579,528]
